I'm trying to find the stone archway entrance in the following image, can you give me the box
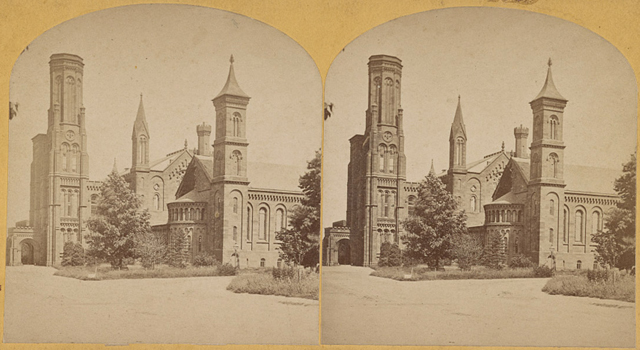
[20,241,34,265]
[337,239,351,265]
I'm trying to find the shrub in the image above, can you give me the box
[533,265,555,277]
[451,234,483,271]
[543,274,635,302]
[217,263,238,276]
[378,242,402,267]
[61,242,85,267]
[193,253,216,267]
[227,270,319,300]
[483,231,506,269]
[166,230,188,268]
[509,254,534,268]
[587,269,610,283]
[272,266,297,280]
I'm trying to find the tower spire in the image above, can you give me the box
[449,95,467,140]
[532,58,566,101]
[112,158,118,174]
[214,55,249,99]
[429,159,436,177]
[132,93,149,138]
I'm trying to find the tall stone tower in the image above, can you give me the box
[196,122,212,156]
[211,55,251,263]
[527,58,567,264]
[514,124,529,158]
[31,53,89,266]
[131,94,150,204]
[447,96,468,197]
[347,55,406,266]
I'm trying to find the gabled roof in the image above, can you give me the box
[532,59,567,102]
[149,148,193,172]
[214,55,249,99]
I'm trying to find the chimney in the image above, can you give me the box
[514,124,529,158]
[196,122,212,156]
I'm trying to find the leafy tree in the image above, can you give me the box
[593,152,636,269]
[61,241,85,267]
[166,230,188,268]
[378,242,402,267]
[451,233,483,270]
[277,150,321,267]
[85,169,150,269]
[483,231,506,269]
[401,172,467,269]
[134,230,167,269]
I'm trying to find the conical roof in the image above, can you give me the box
[132,93,150,138]
[214,55,249,99]
[533,58,566,101]
[429,159,436,176]
[449,95,467,140]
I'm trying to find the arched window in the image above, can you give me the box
[388,145,397,174]
[575,210,584,242]
[67,192,73,217]
[518,210,522,222]
[515,237,519,254]
[233,226,238,242]
[71,144,79,173]
[198,235,202,252]
[384,77,394,123]
[233,197,238,214]
[507,210,512,222]
[563,208,569,243]
[259,208,268,240]
[153,194,160,211]
[201,208,205,220]
[139,136,147,164]
[90,194,98,216]
[549,199,555,216]
[456,137,464,166]
[379,191,384,217]
[231,150,242,176]
[577,260,582,270]
[550,116,559,140]
[275,208,284,232]
[549,228,554,243]
[408,196,416,216]
[384,192,390,218]
[378,144,387,172]
[260,258,266,267]
[549,153,559,178]
[246,206,252,241]
[592,211,601,234]
[61,143,70,171]
[179,208,184,221]
[233,113,241,137]
[470,196,477,213]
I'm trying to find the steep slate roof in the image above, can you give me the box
[131,94,150,138]
[214,55,250,99]
[149,148,193,172]
[449,96,467,140]
[532,59,567,101]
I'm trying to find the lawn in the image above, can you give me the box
[542,273,635,303]
[227,268,319,300]
[371,266,544,281]
[54,263,237,280]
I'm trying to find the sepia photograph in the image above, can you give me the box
[321,7,636,347]
[5,4,321,345]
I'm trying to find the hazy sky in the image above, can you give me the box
[8,4,321,226]
[323,7,637,226]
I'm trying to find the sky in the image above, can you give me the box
[7,4,321,226]
[323,7,637,226]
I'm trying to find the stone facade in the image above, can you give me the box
[324,55,620,269]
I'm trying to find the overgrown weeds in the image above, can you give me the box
[542,273,635,302]
[227,268,319,300]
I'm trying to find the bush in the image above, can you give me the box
[217,263,238,276]
[509,254,534,268]
[272,266,297,280]
[587,269,610,283]
[378,242,402,267]
[483,231,506,269]
[451,234,483,271]
[193,253,216,267]
[166,230,188,268]
[533,265,555,277]
[543,274,635,302]
[61,242,85,267]
[227,270,319,300]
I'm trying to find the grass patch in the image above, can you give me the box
[542,274,635,303]
[226,269,319,300]
[53,264,236,280]
[371,266,540,281]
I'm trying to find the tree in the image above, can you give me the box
[451,233,483,270]
[85,169,150,269]
[61,241,85,267]
[593,152,636,269]
[166,230,188,268]
[401,173,467,269]
[134,230,167,269]
[483,231,506,269]
[378,242,402,267]
[276,149,321,267]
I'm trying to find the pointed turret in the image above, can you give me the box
[449,95,467,141]
[132,93,150,139]
[214,55,249,99]
[112,158,118,174]
[429,159,436,177]
[532,58,566,101]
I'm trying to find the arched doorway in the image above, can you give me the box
[21,241,34,265]
[337,239,351,265]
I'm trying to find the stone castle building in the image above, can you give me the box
[7,54,303,268]
[323,55,619,269]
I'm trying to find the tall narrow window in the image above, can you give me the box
[456,137,464,166]
[549,199,555,216]
[549,228,554,243]
[550,116,559,140]
[231,150,242,176]
[233,197,238,214]
[90,194,98,216]
[153,194,160,210]
[198,236,202,252]
[71,144,79,173]
[549,153,559,178]
[260,258,266,267]
[259,208,267,240]
[378,144,386,172]
[67,192,73,217]
[385,78,394,123]
[275,208,284,232]
[408,196,416,216]
[577,260,582,269]
[563,208,569,243]
[389,145,397,174]
[384,192,390,218]
[379,191,384,217]
[61,144,70,171]
[233,226,238,242]
[470,196,477,213]
[575,210,584,242]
